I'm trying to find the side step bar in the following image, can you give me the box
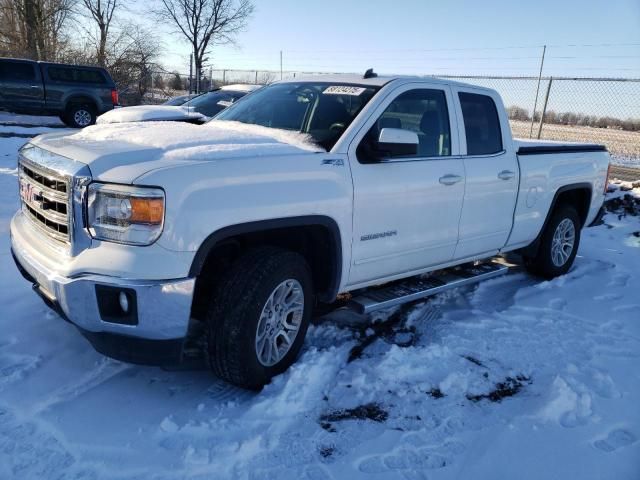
[349,261,509,314]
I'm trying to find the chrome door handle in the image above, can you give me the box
[439,174,463,186]
[498,170,515,180]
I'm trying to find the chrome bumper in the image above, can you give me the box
[10,214,195,342]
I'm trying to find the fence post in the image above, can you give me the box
[222,69,226,84]
[529,45,547,138]
[255,70,258,84]
[536,77,553,140]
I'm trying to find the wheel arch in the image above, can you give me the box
[519,182,592,258]
[64,94,98,112]
[189,216,343,309]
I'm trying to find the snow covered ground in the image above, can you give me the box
[0,112,65,127]
[0,127,639,480]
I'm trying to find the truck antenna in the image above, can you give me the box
[363,68,377,79]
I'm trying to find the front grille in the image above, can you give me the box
[19,159,71,244]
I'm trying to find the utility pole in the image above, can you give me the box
[280,50,283,80]
[189,53,193,94]
[529,45,547,138]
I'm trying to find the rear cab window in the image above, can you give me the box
[458,92,503,155]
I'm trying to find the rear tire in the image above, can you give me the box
[524,205,581,279]
[205,247,313,390]
[64,103,96,128]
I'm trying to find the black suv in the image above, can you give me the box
[0,58,118,127]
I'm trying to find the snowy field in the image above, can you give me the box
[510,120,640,167]
[0,126,639,479]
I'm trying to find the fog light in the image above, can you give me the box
[119,291,129,313]
[95,285,138,325]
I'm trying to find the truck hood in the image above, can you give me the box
[96,105,207,124]
[29,120,324,183]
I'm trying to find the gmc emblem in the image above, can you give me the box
[20,181,41,205]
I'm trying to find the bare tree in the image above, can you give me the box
[80,0,119,66]
[0,0,74,60]
[156,0,253,92]
[105,24,161,103]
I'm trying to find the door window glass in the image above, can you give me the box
[357,88,451,162]
[0,62,36,81]
[458,92,503,155]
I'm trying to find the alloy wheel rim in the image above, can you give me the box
[255,279,304,367]
[74,109,92,127]
[551,218,576,267]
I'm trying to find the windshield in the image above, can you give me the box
[215,82,379,150]
[164,94,195,106]
[183,90,246,117]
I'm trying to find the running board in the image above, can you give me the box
[349,261,509,314]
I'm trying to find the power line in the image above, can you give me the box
[206,42,640,56]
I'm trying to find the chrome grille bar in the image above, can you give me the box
[19,156,71,244]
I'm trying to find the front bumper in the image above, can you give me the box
[11,213,196,365]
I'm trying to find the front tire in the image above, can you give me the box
[525,205,581,279]
[205,247,313,389]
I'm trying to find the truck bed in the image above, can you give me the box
[514,138,607,155]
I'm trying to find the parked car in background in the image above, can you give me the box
[97,84,261,124]
[0,57,118,128]
[163,93,200,106]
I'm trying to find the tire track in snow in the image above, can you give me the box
[27,358,131,415]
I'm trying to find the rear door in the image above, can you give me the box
[347,83,465,286]
[0,60,44,113]
[451,88,519,260]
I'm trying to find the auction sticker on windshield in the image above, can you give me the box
[323,86,367,96]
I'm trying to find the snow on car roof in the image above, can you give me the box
[220,84,262,92]
[96,105,204,125]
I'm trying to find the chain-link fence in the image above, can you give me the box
[133,69,639,165]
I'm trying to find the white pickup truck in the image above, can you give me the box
[11,72,610,389]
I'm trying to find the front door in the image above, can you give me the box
[347,84,465,286]
[0,60,44,113]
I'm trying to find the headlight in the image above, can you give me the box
[87,183,165,245]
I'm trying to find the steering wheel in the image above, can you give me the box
[329,122,345,132]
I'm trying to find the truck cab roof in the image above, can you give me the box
[276,73,494,93]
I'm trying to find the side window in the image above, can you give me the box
[0,62,36,81]
[358,88,451,162]
[47,67,106,84]
[76,69,106,84]
[47,67,75,82]
[458,92,503,155]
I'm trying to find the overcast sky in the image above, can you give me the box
[140,0,640,78]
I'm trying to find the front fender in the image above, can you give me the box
[136,153,354,291]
